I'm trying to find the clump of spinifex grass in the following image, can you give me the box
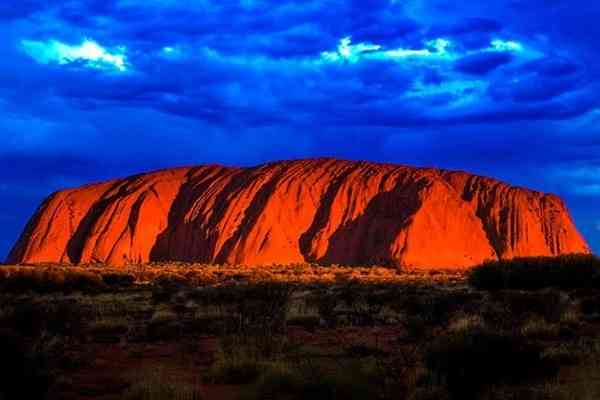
[124,369,202,400]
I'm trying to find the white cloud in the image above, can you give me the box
[159,45,185,60]
[406,79,488,108]
[487,39,543,59]
[320,36,539,67]
[384,38,453,59]
[321,37,454,64]
[490,39,524,52]
[320,36,381,63]
[21,39,128,71]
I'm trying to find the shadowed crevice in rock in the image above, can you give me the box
[214,164,292,264]
[464,176,505,259]
[149,166,239,262]
[299,162,366,262]
[65,180,130,264]
[319,179,426,267]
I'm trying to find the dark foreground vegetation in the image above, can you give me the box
[470,254,600,290]
[0,254,599,399]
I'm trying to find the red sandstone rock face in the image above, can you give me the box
[8,159,591,269]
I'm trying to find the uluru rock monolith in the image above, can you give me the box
[8,159,591,269]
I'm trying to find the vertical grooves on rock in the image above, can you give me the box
[298,161,366,261]
[65,180,127,263]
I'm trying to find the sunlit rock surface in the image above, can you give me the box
[8,159,591,269]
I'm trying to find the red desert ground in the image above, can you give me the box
[8,158,590,268]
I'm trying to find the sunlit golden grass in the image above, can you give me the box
[0,263,467,289]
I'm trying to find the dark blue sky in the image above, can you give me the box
[1,0,599,260]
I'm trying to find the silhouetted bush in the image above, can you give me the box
[469,255,600,290]
[424,329,558,400]
[0,268,108,294]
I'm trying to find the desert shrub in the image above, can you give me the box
[190,283,294,359]
[408,386,450,400]
[153,273,189,290]
[150,309,178,324]
[102,272,135,288]
[233,283,294,335]
[204,340,266,385]
[286,315,320,332]
[0,268,109,294]
[492,290,569,323]
[311,291,338,326]
[559,308,582,329]
[205,357,264,385]
[46,299,87,337]
[243,358,383,400]
[401,316,428,341]
[63,270,107,294]
[124,370,202,400]
[7,301,49,336]
[396,290,475,327]
[580,295,600,317]
[88,318,130,336]
[0,268,43,293]
[151,274,189,303]
[541,343,581,365]
[339,285,390,326]
[469,254,600,290]
[520,317,560,339]
[447,314,486,333]
[147,310,180,341]
[245,364,297,398]
[199,283,293,338]
[206,330,294,385]
[344,343,387,358]
[424,328,557,400]
[479,384,569,400]
[183,314,232,335]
